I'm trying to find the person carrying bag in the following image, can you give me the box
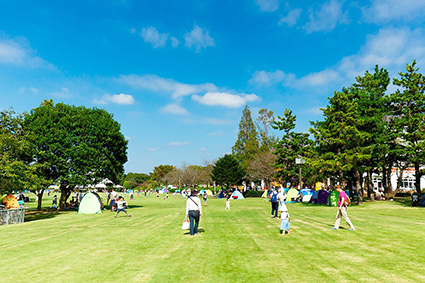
[185,189,202,236]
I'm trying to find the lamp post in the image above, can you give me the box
[295,157,305,189]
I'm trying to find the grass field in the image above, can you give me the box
[1,194,424,282]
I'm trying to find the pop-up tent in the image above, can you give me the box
[311,190,330,204]
[1,194,20,209]
[78,192,102,214]
[285,188,299,203]
[298,188,314,202]
[206,190,213,196]
[231,190,245,199]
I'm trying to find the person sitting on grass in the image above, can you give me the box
[114,196,131,218]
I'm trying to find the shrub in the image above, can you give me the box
[245,190,263,198]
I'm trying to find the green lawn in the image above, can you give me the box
[1,194,424,282]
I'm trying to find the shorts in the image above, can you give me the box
[117,208,127,213]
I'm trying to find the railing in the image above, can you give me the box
[0,208,26,225]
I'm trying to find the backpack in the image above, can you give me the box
[270,192,278,203]
[344,196,351,206]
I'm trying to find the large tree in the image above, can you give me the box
[24,100,128,210]
[211,154,245,189]
[232,105,260,168]
[391,60,425,195]
[272,109,311,186]
[150,164,177,182]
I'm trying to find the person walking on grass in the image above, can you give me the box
[185,189,202,236]
[332,185,355,231]
[114,196,132,218]
[203,192,207,206]
[279,202,290,235]
[270,188,279,218]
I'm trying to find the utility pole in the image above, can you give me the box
[295,157,305,189]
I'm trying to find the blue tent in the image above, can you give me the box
[231,190,245,199]
[298,188,314,202]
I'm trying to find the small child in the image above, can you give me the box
[279,204,290,235]
[203,193,207,206]
[114,196,132,218]
[225,197,231,210]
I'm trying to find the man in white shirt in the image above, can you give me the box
[185,189,202,236]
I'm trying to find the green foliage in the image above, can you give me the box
[23,100,128,209]
[150,164,177,181]
[123,172,151,189]
[211,154,245,188]
[390,60,425,193]
[244,190,263,197]
[232,105,260,167]
[272,109,312,184]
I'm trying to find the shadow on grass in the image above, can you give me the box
[25,209,62,222]
[184,228,205,235]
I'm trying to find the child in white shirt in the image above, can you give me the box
[225,197,231,210]
[279,203,290,235]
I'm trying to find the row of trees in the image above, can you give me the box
[225,61,425,203]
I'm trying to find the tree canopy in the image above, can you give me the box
[24,100,128,209]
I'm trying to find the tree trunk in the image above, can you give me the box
[59,185,71,211]
[355,170,363,205]
[367,170,375,202]
[36,189,44,211]
[415,162,421,195]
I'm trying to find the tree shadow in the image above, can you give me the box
[392,197,414,207]
[24,209,62,222]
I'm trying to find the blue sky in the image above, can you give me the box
[1,0,425,174]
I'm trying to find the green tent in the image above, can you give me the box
[78,192,102,214]
[285,188,299,203]
[328,190,339,206]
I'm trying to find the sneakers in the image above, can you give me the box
[129,215,132,217]
[331,228,338,230]
[114,216,116,218]
[349,228,355,231]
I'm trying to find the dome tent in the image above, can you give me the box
[285,188,299,203]
[78,192,102,214]
[298,188,314,202]
[310,190,330,204]
[231,190,245,199]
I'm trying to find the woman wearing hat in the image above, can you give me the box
[185,189,202,236]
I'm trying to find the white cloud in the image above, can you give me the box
[93,93,135,105]
[255,0,280,12]
[0,36,52,68]
[160,104,189,115]
[249,70,286,86]
[192,92,260,108]
[363,0,425,23]
[118,74,217,99]
[171,37,180,48]
[148,147,160,151]
[184,25,215,53]
[304,0,348,34]
[168,141,190,146]
[279,8,302,26]
[141,26,168,48]
[249,27,425,92]
[209,131,224,136]
[130,28,136,34]
[19,87,39,94]
[50,87,73,98]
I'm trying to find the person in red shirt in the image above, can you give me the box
[332,185,355,231]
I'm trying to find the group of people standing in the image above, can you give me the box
[269,185,355,235]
